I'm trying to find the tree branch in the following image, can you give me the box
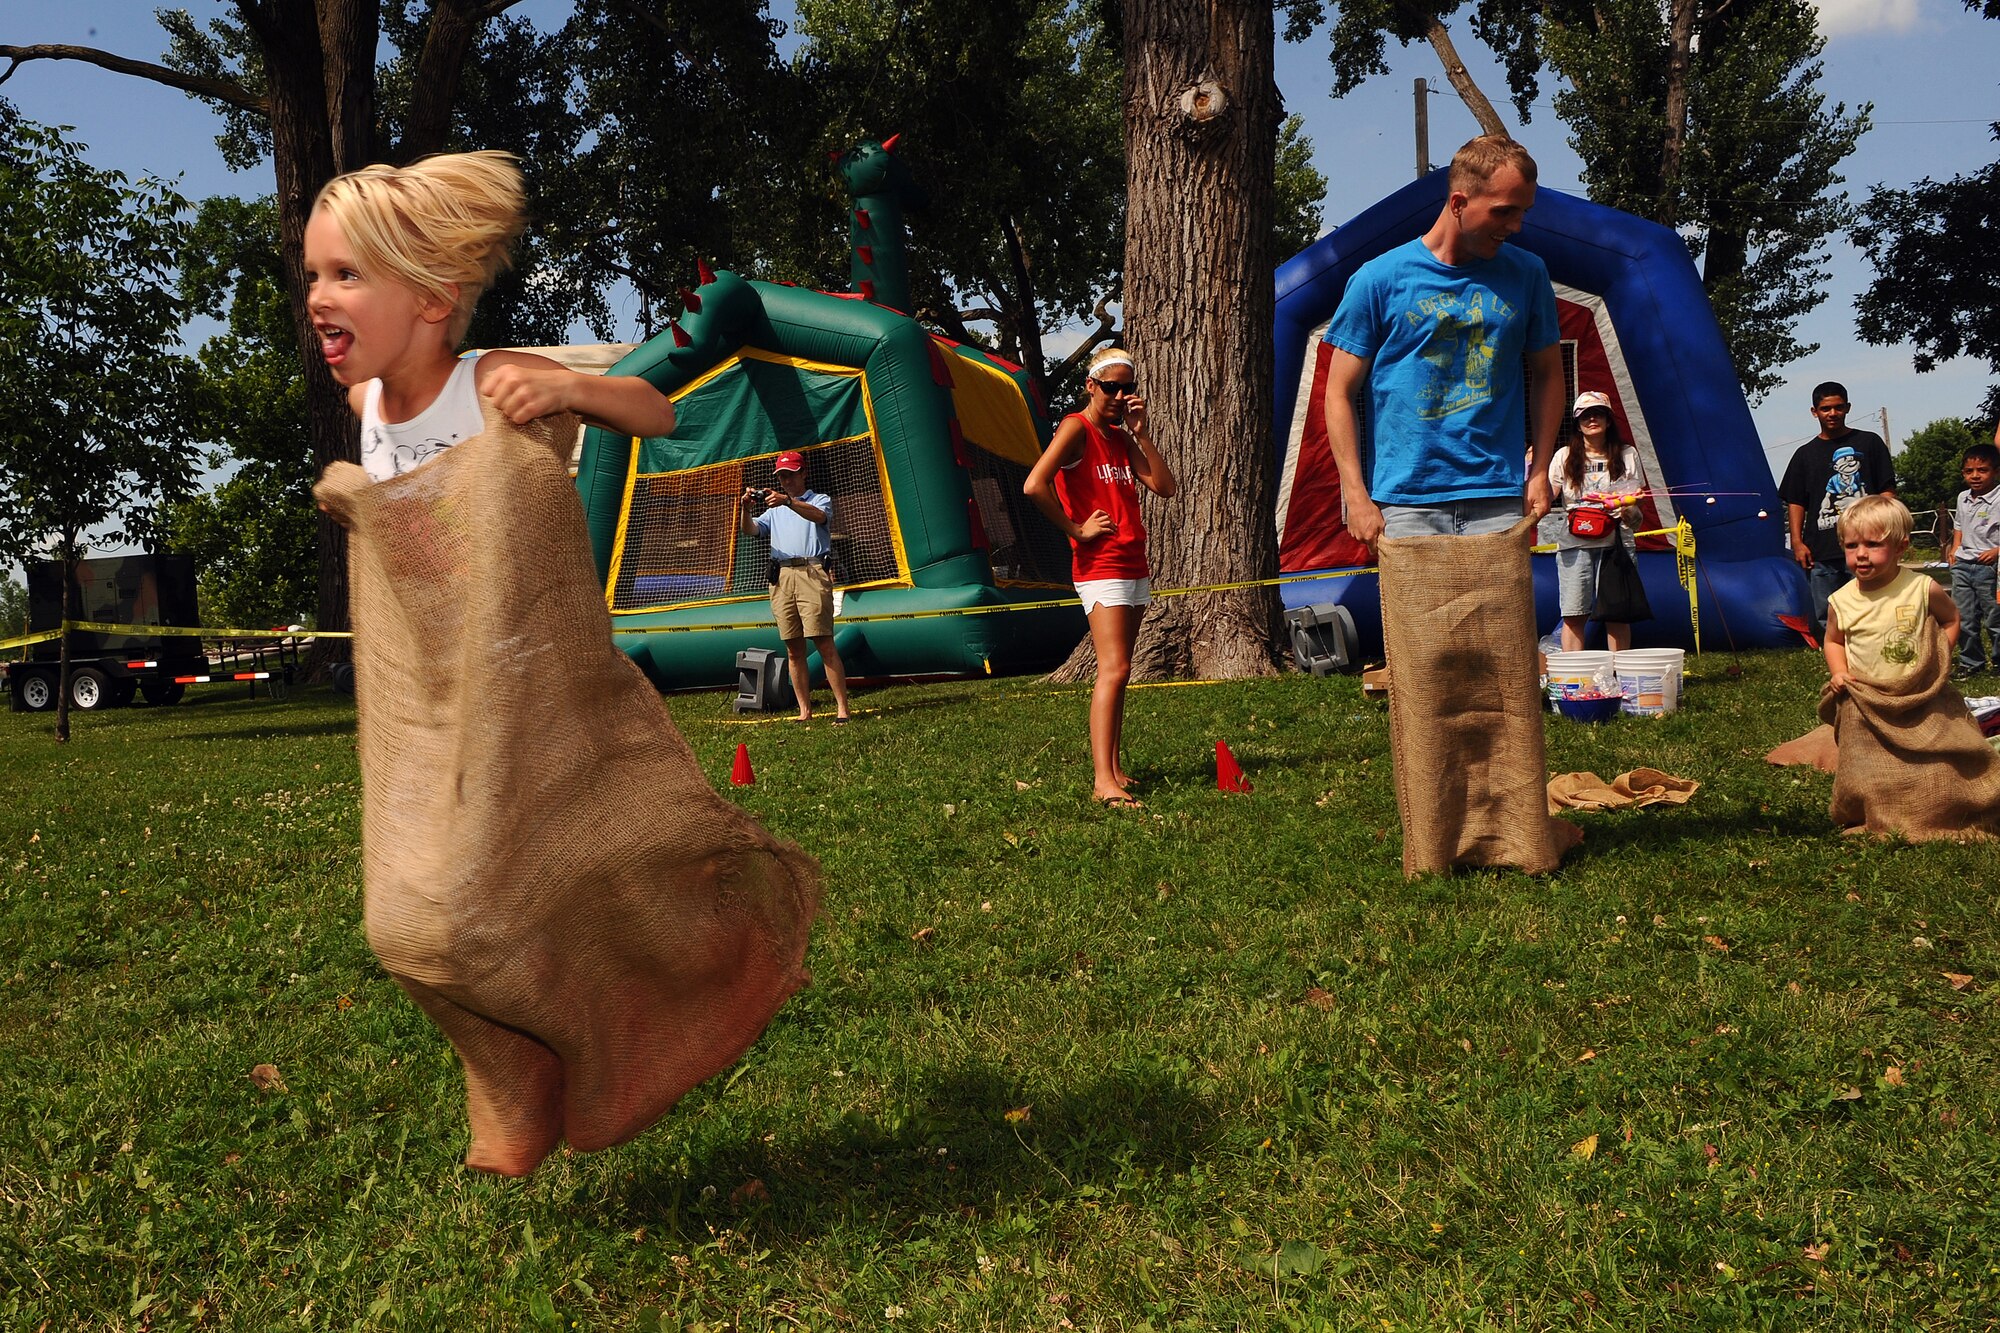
[400,0,525,161]
[1392,4,1510,139]
[1049,290,1121,393]
[0,43,266,116]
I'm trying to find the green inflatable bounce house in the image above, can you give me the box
[574,138,1085,691]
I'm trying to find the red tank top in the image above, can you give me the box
[1052,412,1149,580]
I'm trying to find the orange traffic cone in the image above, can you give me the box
[731,743,755,786]
[1215,740,1251,793]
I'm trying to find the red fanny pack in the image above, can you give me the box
[1567,506,1614,540]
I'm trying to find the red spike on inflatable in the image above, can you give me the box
[965,497,989,551]
[854,208,871,229]
[1215,740,1251,793]
[947,417,968,468]
[731,743,755,786]
[882,132,902,154]
[679,287,702,314]
[855,245,874,265]
[859,278,877,301]
[696,258,716,286]
[669,319,691,349]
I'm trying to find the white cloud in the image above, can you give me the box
[1814,0,1923,37]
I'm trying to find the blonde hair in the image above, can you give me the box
[1448,136,1538,195]
[312,150,526,345]
[1087,346,1135,377]
[1836,493,1912,546]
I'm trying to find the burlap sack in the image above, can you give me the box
[315,405,820,1176]
[1816,624,2000,841]
[1378,517,1582,877]
[1546,767,1699,814]
[1765,724,1839,772]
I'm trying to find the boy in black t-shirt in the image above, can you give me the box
[1778,380,1896,637]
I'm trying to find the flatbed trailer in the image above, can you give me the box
[4,555,299,712]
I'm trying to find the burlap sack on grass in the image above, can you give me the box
[315,404,820,1176]
[1547,768,1699,814]
[1765,724,1839,772]
[1378,516,1582,877]
[1815,624,2000,841]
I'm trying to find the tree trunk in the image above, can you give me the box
[998,210,1050,406]
[1658,0,1697,225]
[1055,0,1284,682]
[241,0,382,673]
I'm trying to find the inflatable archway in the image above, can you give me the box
[1274,171,1812,653]
[574,269,1085,690]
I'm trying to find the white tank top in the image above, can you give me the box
[359,354,485,483]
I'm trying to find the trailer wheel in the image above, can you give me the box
[139,679,186,707]
[107,678,137,707]
[18,672,56,712]
[69,667,112,711]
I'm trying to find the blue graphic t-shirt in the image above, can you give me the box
[1323,239,1559,506]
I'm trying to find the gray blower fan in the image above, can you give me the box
[1284,603,1359,676]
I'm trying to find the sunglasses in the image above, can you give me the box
[1092,378,1138,397]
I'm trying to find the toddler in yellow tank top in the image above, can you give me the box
[1823,495,1959,692]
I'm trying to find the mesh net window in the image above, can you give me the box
[963,447,1073,586]
[608,435,902,614]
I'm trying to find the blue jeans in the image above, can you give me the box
[1379,497,1524,539]
[1806,561,1848,638]
[1951,560,2000,671]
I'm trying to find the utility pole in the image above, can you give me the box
[1415,78,1431,178]
[1878,406,1892,451]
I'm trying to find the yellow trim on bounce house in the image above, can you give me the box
[605,425,913,618]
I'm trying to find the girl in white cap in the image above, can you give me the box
[1550,391,1644,651]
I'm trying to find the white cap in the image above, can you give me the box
[1572,390,1613,418]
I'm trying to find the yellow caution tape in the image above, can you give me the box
[62,620,349,640]
[8,523,1701,647]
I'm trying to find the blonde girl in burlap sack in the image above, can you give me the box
[308,153,822,1176]
[306,151,674,480]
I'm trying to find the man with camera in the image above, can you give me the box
[738,450,853,723]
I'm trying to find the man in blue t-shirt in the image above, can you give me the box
[1321,136,1565,547]
[738,450,852,723]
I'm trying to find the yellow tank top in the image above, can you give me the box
[1827,567,1933,681]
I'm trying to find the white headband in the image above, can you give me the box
[1091,352,1135,374]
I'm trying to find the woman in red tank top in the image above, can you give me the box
[1025,347,1178,806]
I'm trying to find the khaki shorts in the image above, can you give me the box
[771,562,834,640]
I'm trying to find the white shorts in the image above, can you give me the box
[1075,577,1151,615]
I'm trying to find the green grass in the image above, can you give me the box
[4,651,2000,1330]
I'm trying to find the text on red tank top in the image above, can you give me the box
[1054,413,1149,580]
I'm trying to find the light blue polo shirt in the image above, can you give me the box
[753,488,833,560]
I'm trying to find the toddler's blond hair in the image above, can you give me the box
[312,150,526,345]
[1836,493,1912,546]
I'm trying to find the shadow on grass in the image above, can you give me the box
[166,717,358,742]
[613,1061,1217,1243]
[1559,802,1831,861]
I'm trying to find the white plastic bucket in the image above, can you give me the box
[1614,648,1685,716]
[1545,649,1616,701]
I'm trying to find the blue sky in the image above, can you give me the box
[3,0,1995,481]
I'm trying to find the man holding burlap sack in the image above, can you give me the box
[1321,136,1582,876]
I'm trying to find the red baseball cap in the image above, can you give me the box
[773,450,805,472]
